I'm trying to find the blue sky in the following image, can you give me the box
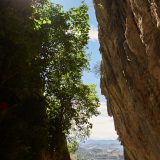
[51,0,117,140]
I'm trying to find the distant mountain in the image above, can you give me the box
[82,139,121,145]
[77,140,124,160]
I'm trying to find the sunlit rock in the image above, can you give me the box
[93,0,160,160]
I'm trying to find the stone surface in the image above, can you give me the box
[93,0,160,160]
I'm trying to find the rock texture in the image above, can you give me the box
[93,0,160,160]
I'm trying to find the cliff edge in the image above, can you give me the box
[93,0,160,160]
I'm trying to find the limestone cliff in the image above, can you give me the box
[93,0,160,160]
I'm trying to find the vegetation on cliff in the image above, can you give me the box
[0,0,99,159]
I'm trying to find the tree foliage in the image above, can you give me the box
[0,0,100,159]
[34,2,100,158]
[41,1,99,138]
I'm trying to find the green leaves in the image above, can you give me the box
[68,4,90,49]
[0,0,100,157]
[32,1,100,152]
[31,2,52,30]
[68,139,79,153]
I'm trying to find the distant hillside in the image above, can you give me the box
[77,140,124,160]
[82,139,121,145]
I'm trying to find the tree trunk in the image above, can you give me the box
[54,132,71,160]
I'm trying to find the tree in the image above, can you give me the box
[93,61,101,77]
[0,1,100,160]
[39,2,100,159]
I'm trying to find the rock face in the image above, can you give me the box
[93,0,160,160]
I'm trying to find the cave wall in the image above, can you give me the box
[93,0,160,160]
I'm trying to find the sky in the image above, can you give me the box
[52,0,118,140]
